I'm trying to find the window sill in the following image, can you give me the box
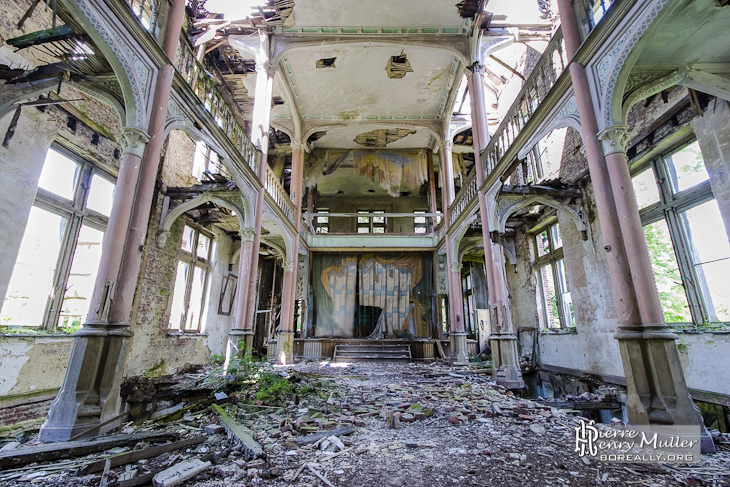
[539,327,577,335]
[166,331,208,337]
[671,324,730,335]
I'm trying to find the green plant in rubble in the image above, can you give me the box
[255,372,293,404]
[227,349,266,378]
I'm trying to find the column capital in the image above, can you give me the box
[283,262,296,273]
[466,61,485,75]
[450,262,462,273]
[239,228,256,242]
[255,61,277,77]
[120,127,150,158]
[442,140,454,152]
[597,125,630,156]
[291,141,307,152]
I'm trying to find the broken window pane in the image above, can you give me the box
[1,208,67,327]
[632,167,660,209]
[169,261,189,330]
[538,264,559,328]
[643,219,692,323]
[536,230,550,256]
[86,173,115,216]
[555,259,574,327]
[681,201,730,322]
[186,266,207,331]
[182,225,195,253]
[38,149,79,200]
[197,233,211,260]
[58,225,104,330]
[665,141,708,194]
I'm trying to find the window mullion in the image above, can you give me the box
[43,214,83,330]
[74,163,94,212]
[664,207,707,325]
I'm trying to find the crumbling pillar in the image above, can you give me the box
[276,141,305,364]
[599,126,703,426]
[226,228,256,364]
[241,38,275,349]
[557,0,703,429]
[439,140,467,363]
[468,62,523,388]
[39,0,187,442]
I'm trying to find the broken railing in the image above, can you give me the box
[448,27,567,226]
[449,170,478,227]
[482,26,566,178]
[176,40,259,175]
[265,165,296,224]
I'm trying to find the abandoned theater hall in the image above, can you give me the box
[1,0,730,483]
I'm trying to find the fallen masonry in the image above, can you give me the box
[0,361,729,486]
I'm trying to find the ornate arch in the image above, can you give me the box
[65,0,154,130]
[517,94,581,160]
[595,0,671,130]
[157,192,248,247]
[493,194,586,237]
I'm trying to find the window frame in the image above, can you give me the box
[168,223,214,333]
[6,145,115,331]
[533,221,574,330]
[631,138,725,326]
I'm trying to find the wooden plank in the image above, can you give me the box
[80,436,207,475]
[108,471,157,487]
[6,25,75,49]
[536,400,622,410]
[211,405,264,458]
[0,432,178,468]
[294,425,356,446]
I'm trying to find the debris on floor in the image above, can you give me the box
[1,359,729,486]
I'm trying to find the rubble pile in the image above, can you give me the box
[0,361,729,486]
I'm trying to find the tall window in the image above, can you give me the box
[632,140,729,325]
[462,272,475,336]
[168,224,213,332]
[357,210,385,234]
[1,147,114,331]
[534,222,575,329]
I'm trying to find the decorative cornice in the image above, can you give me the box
[597,125,630,155]
[120,127,150,157]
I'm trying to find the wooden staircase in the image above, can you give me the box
[333,343,412,363]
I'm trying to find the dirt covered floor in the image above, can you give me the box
[1,360,729,486]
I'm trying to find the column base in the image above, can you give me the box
[450,332,469,365]
[616,325,704,428]
[490,333,524,390]
[276,331,294,365]
[39,321,132,442]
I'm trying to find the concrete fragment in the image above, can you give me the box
[204,424,224,435]
[327,435,346,451]
[153,458,211,487]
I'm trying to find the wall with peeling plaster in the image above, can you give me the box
[0,336,72,397]
[124,134,234,378]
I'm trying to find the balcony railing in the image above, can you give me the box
[265,165,296,223]
[449,169,478,226]
[482,26,566,178]
[175,40,259,175]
